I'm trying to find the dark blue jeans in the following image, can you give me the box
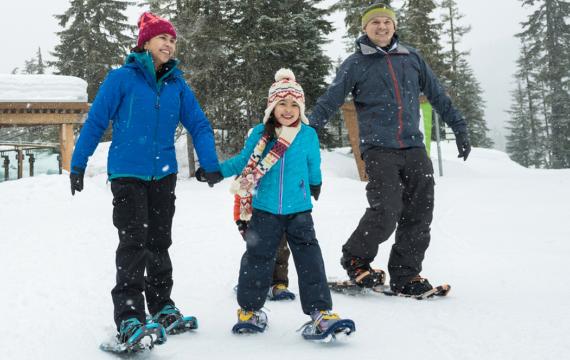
[237,209,332,315]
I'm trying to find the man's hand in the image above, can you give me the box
[455,132,471,161]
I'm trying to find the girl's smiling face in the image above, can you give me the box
[273,97,300,126]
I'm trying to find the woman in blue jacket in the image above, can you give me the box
[69,12,222,349]
[201,69,354,340]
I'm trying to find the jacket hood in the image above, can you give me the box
[355,33,409,55]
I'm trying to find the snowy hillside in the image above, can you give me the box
[1,142,569,360]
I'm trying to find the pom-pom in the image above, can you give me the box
[274,68,296,82]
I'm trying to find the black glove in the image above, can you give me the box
[70,167,84,195]
[455,132,471,161]
[310,183,321,201]
[236,220,248,240]
[195,167,224,187]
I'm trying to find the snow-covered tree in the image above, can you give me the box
[398,0,449,81]
[518,0,570,168]
[440,0,492,147]
[51,0,135,101]
[22,47,46,75]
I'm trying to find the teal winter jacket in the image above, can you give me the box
[220,123,321,215]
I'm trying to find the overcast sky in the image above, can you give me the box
[0,0,529,149]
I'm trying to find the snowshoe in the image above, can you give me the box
[377,283,451,300]
[267,284,296,301]
[100,318,166,354]
[328,279,375,295]
[232,309,268,334]
[300,310,355,342]
[151,304,198,335]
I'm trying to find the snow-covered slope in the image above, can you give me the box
[1,143,568,360]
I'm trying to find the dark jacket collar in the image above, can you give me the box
[356,34,410,56]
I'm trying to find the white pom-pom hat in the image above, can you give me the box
[262,68,308,125]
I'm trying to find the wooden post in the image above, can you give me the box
[16,149,24,179]
[186,133,196,178]
[59,124,74,172]
[341,102,368,181]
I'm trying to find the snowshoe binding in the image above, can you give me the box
[267,284,296,301]
[382,276,451,300]
[328,265,386,295]
[300,310,355,342]
[231,309,268,334]
[100,318,167,354]
[150,304,198,335]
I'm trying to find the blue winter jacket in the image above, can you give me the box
[70,52,219,179]
[310,35,467,154]
[220,123,321,215]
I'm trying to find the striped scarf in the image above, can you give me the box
[230,123,301,221]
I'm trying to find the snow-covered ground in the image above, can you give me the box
[1,141,569,359]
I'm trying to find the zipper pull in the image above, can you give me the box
[155,96,160,109]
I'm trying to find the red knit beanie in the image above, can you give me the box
[137,12,177,47]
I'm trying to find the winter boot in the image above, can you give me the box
[117,318,166,349]
[267,284,296,301]
[341,256,385,288]
[393,275,433,296]
[300,310,355,341]
[231,309,268,334]
[151,304,198,335]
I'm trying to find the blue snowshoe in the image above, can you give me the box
[300,310,355,342]
[232,309,268,334]
[267,284,296,301]
[151,304,198,335]
[100,318,167,354]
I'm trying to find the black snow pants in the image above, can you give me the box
[237,209,332,315]
[110,174,177,330]
[342,147,435,289]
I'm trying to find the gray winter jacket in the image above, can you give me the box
[309,34,467,153]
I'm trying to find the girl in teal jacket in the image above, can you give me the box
[212,69,355,340]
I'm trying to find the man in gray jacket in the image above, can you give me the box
[309,3,471,296]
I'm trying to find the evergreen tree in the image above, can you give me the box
[22,47,46,75]
[51,0,135,101]
[440,0,493,147]
[36,47,46,74]
[518,0,570,168]
[231,0,333,153]
[507,40,548,167]
[23,57,38,74]
[440,0,470,99]
[506,80,534,167]
[398,0,449,81]
[453,58,493,148]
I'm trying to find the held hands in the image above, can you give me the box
[310,183,321,201]
[70,167,85,195]
[455,132,471,161]
[195,167,224,187]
